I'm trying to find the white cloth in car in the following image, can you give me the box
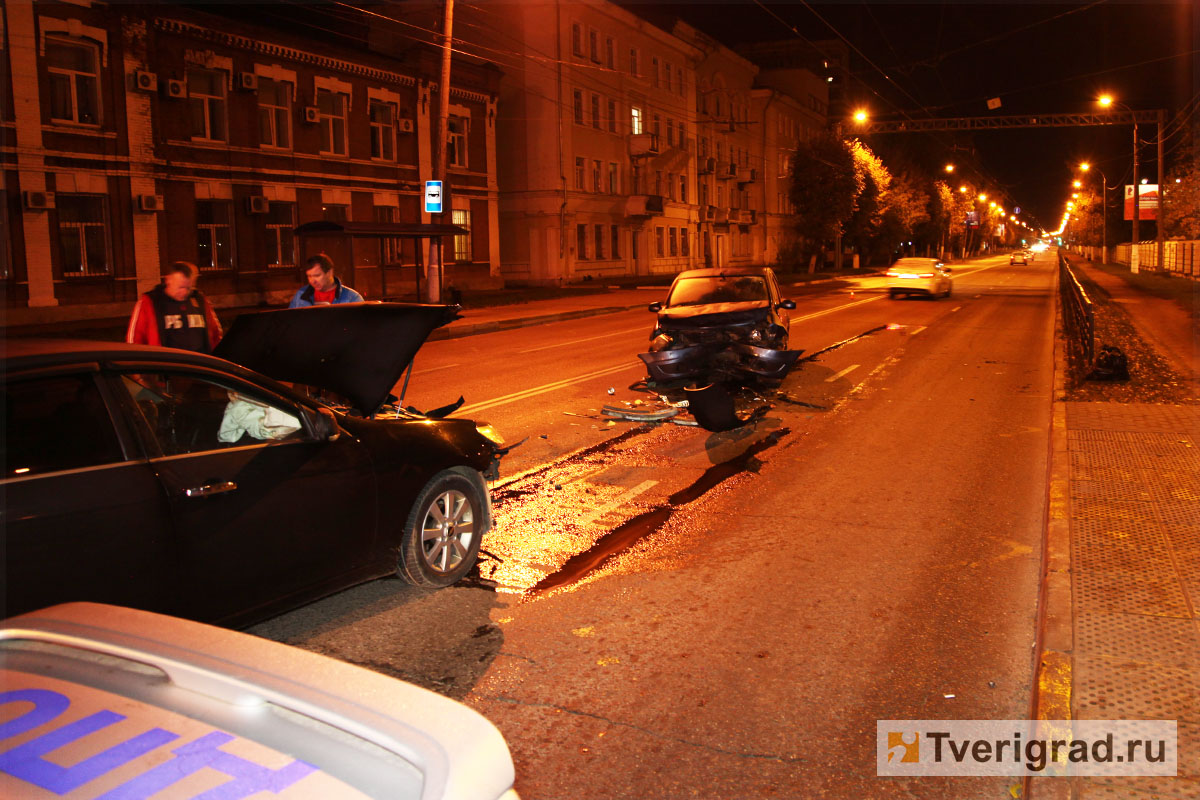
[218,394,301,442]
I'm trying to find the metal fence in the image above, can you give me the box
[1059,253,1095,385]
[1111,240,1199,276]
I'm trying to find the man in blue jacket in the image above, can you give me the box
[289,253,364,307]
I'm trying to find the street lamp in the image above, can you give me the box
[1098,94,1141,271]
[1080,161,1112,264]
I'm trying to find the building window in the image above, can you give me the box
[575,157,586,190]
[655,226,664,258]
[589,29,599,62]
[666,171,675,201]
[55,195,109,276]
[258,78,291,149]
[680,175,688,204]
[452,209,472,262]
[576,224,588,260]
[652,57,659,88]
[629,48,639,77]
[681,229,690,256]
[370,100,396,161]
[607,99,617,133]
[664,61,672,92]
[605,37,615,69]
[317,88,348,156]
[632,229,639,260]
[700,181,708,207]
[573,90,584,125]
[592,160,602,193]
[669,227,678,257]
[630,106,643,135]
[667,119,674,147]
[375,205,401,265]
[610,225,620,258]
[590,224,602,260]
[266,202,296,268]
[448,116,469,168]
[572,23,584,57]
[322,204,348,222]
[46,38,100,125]
[591,94,601,129]
[188,67,227,141]
[608,162,619,194]
[655,170,662,195]
[652,114,660,139]
[196,200,233,271]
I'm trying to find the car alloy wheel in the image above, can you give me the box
[398,470,485,587]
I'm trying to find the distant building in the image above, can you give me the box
[2,1,500,325]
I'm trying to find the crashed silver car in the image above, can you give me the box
[639,267,801,384]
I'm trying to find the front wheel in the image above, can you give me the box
[397,470,486,588]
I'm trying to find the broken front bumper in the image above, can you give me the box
[638,344,803,383]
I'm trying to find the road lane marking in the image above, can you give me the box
[951,306,962,312]
[518,326,648,354]
[579,479,659,526]
[459,362,637,414]
[909,326,927,336]
[413,363,461,375]
[793,295,883,323]
[825,364,860,382]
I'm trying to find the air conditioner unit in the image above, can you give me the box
[137,194,164,212]
[23,190,55,210]
[237,72,258,91]
[246,196,270,214]
[165,79,186,99]
[398,119,414,134]
[303,106,319,124]
[133,70,158,93]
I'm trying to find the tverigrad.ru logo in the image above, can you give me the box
[877,720,1177,777]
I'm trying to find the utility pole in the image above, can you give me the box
[1130,117,1140,274]
[428,0,455,303]
[1156,108,1165,273]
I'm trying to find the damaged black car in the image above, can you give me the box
[639,267,802,384]
[2,303,505,627]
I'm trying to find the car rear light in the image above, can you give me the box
[918,273,934,278]
[885,270,899,277]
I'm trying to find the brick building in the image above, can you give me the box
[2,1,501,325]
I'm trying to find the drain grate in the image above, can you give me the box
[1067,401,1200,435]
[1156,501,1200,527]
[1072,497,1162,522]
[1075,611,1200,669]
[1072,479,1154,502]
[1074,654,1199,721]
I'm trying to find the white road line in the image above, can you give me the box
[825,364,860,383]
[519,326,648,354]
[459,362,637,414]
[951,306,962,312]
[579,479,659,526]
[413,363,460,375]
[909,326,927,336]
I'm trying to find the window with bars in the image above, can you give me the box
[317,89,348,156]
[46,38,100,125]
[188,67,227,142]
[266,202,295,268]
[370,100,396,161]
[196,200,233,271]
[258,78,291,149]
[55,195,109,277]
[452,208,472,262]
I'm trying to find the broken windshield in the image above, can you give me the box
[667,276,768,307]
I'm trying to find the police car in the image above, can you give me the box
[0,603,519,799]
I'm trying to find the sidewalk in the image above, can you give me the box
[1032,260,1199,799]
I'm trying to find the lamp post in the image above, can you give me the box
[1080,162,1111,264]
[1098,95,1141,272]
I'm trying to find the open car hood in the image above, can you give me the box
[214,303,460,413]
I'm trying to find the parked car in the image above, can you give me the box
[885,258,953,299]
[639,267,801,384]
[2,304,507,627]
[0,602,519,800]
[1010,250,1030,265]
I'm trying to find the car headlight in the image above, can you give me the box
[649,332,673,352]
[475,423,505,446]
[749,328,763,342]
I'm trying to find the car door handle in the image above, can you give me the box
[184,481,238,498]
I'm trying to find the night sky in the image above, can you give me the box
[630,1,1197,233]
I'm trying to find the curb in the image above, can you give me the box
[1025,279,1075,800]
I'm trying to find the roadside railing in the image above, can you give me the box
[1059,253,1095,384]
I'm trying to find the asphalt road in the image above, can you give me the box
[250,252,1058,799]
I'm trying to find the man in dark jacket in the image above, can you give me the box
[289,253,364,307]
[126,261,222,353]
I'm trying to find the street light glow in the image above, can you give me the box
[1098,94,1114,107]
[1080,162,1091,172]
[853,109,868,123]
[1073,180,1082,188]
[944,164,955,173]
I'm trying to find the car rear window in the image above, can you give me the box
[3,374,125,477]
[668,276,767,306]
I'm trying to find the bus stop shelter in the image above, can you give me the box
[293,220,468,301]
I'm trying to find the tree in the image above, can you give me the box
[1164,148,1200,239]
[787,133,856,271]
[877,171,930,259]
[844,140,890,263]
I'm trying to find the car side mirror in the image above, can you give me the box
[312,407,342,442]
[778,299,796,310]
[648,302,663,313]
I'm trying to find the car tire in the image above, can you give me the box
[397,470,486,588]
[888,290,899,299]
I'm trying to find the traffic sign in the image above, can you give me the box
[424,181,443,214]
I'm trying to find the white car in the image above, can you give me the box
[885,257,953,299]
[0,603,519,800]
[1010,250,1030,265]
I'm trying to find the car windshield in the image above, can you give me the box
[667,275,768,307]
